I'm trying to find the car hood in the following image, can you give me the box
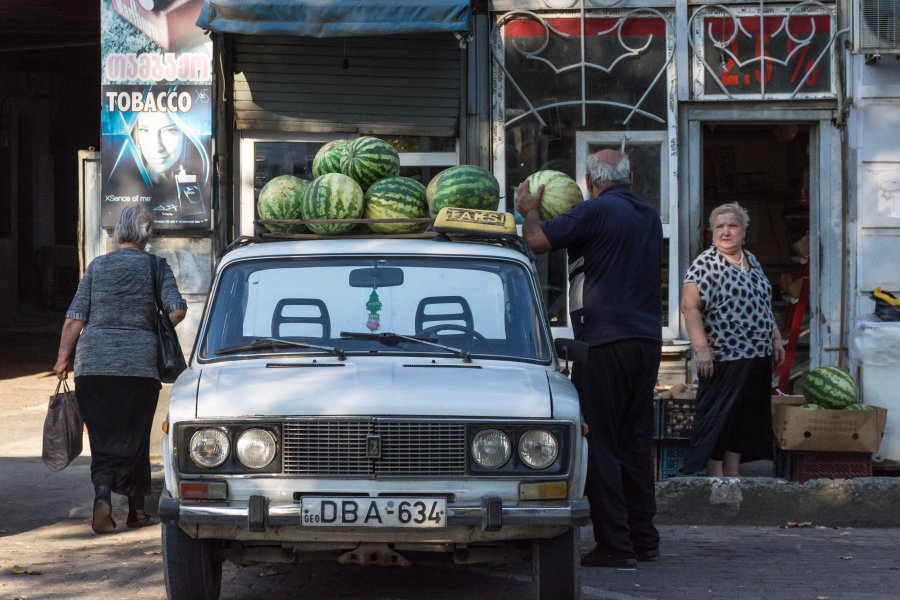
[191,359,553,418]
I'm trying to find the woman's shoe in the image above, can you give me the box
[92,496,116,534]
[126,508,155,528]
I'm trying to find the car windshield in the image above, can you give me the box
[198,255,553,363]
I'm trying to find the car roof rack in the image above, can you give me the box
[222,208,534,261]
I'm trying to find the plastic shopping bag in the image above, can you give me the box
[41,380,84,472]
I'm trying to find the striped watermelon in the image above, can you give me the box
[312,140,349,178]
[257,175,309,234]
[426,165,500,217]
[803,366,858,409]
[364,176,428,234]
[301,173,364,235]
[526,170,584,220]
[340,136,400,191]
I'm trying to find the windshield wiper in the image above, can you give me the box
[340,331,471,363]
[217,337,346,360]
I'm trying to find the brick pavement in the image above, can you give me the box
[577,524,900,600]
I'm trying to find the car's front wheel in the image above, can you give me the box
[162,521,223,600]
[532,527,580,600]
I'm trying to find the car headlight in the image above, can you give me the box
[236,428,277,469]
[471,429,511,469]
[518,429,559,469]
[189,428,230,468]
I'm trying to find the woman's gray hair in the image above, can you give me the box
[708,202,750,230]
[586,152,631,186]
[114,204,153,245]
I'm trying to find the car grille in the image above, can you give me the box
[282,420,467,477]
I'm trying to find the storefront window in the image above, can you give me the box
[689,6,836,100]
[239,134,459,236]
[494,10,678,336]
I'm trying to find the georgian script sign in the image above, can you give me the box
[690,6,836,100]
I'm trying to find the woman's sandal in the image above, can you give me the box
[92,497,116,534]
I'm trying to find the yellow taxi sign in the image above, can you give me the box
[433,207,516,235]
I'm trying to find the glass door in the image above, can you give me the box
[575,131,680,341]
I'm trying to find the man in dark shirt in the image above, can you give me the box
[515,149,663,568]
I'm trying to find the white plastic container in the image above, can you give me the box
[850,319,900,464]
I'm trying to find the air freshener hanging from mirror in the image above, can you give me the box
[366,290,382,331]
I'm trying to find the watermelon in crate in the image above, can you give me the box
[803,366,857,409]
[525,170,584,220]
[426,165,500,217]
[301,173,364,235]
[312,139,349,178]
[364,176,429,234]
[340,136,400,191]
[257,175,309,234]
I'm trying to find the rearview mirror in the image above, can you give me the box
[349,267,404,288]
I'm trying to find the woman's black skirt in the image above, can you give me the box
[682,356,773,474]
[74,375,160,497]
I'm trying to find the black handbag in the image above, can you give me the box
[149,254,187,383]
[42,380,84,472]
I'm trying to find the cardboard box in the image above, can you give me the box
[771,395,888,452]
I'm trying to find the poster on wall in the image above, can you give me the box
[100,0,213,230]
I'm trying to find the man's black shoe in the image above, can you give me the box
[636,548,660,562]
[580,548,636,568]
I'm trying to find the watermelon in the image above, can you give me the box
[312,140,349,178]
[526,170,584,220]
[844,403,872,411]
[803,366,858,409]
[301,173,364,235]
[364,176,429,234]
[340,136,400,191]
[426,165,500,217]
[801,403,825,410]
[257,175,309,234]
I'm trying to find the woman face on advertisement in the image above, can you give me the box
[135,111,186,182]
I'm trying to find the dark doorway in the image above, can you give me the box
[702,123,811,392]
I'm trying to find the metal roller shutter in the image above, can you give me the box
[232,34,462,137]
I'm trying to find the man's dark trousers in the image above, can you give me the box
[573,338,661,557]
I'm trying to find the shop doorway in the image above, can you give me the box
[701,123,811,392]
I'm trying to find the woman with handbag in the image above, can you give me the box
[53,204,187,534]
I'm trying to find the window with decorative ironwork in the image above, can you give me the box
[689,2,838,100]
[491,6,679,338]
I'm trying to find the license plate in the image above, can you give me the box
[300,497,447,528]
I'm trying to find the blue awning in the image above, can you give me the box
[197,0,471,37]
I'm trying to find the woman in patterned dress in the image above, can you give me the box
[680,203,785,477]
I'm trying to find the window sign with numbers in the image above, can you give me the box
[689,4,836,100]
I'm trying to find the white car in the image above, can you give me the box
[159,212,589,600]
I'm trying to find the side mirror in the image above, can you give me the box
[554,338,589,376]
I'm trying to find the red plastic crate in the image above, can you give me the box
[790,451,873,483]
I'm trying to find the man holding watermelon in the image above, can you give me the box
[515,149,663,569]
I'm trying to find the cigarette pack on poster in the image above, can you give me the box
[112,0,206,51]
[771,395,887,453]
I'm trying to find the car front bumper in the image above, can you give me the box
[158,488,590,534]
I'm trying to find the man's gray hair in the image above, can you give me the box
[114,204,153,245]
[708,202,750,231]
[586,152,631,186]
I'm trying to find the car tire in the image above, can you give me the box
[162,521,223,600]
[532,527,581,600]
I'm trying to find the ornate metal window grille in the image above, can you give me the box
[689,1,838,100]
[491,5,675,129]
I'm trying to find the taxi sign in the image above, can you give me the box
[433,207,516,235]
